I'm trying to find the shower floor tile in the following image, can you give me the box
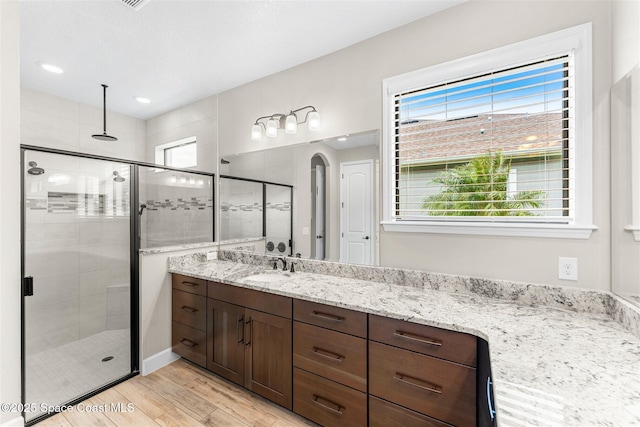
[26,329,130,421]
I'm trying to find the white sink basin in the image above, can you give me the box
[244,272,291,283]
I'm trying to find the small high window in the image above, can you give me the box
[155,137,197,168]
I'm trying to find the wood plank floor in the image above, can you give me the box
[35,359,316,427]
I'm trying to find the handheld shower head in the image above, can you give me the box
[139,204,147,215]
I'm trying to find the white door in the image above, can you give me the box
[315,165,325,260]
[340,160,373,265]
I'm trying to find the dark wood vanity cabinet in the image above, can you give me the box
[171,273,481,426]
[207,280,293,410]
[369,314,478,427]
[171,274,207,367]
[292,300,368,426]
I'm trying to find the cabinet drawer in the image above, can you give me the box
[208,281,291,318]
[172,274,207,296]
[369,341,475,427]
[172,289,206,331]
[369,314,477,367]
[369,396,452,427]
[294,299,367,338]
[172,321,206,368]
[293,322,366,392]
[293,368,366,427]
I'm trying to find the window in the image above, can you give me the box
[382,24,595,238]
[154,137,197,168]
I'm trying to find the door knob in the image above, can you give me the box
[317,235,323,239]
[362,236,370,240]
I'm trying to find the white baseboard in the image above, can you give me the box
[142,348,180,376]
[0,416,24,427]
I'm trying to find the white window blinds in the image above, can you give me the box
[393,55,574,221]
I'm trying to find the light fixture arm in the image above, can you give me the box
[251,105,320,141]
[290,105,317,124]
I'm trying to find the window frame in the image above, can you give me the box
[154,137,197,168]
[381,23,595,239]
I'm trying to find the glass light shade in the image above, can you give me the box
[285,114,298,134]
[307,111,320,130]
[251,124,263,141]
[266,118,278,138]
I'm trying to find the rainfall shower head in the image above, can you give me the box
[92,84,118,142]
[113,171,125,182]
[27,161,45,175]
[220,158,230,164]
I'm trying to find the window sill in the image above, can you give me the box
[381,220,597,239]
[624,225,640,242]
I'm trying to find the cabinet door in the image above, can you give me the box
[245,309,292,410]
[207,298,245,386]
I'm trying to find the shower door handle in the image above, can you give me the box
[23,276,34,297]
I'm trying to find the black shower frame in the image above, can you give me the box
[19,144,216,426]
[220,174,293,256]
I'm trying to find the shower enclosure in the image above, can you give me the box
[21,148,136,424]
[20,146,215,425]
[219,175,293,255]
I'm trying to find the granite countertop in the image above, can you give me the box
[169,256,640,426]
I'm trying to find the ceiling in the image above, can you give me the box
[20,0,464,120]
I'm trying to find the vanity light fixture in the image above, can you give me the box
[251,106,320,142]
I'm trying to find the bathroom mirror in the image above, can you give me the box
[219,129,380,266]
[611,65,640,308]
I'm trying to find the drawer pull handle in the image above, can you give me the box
[311,311,344,322]
[181,305,197,313]
[180,338,197,347]
[181,281,200,287]
[312,395,344,415]
[394,330,442,347]
[238,316,244,343]
[310,347,344,362]
[394,373,442,395]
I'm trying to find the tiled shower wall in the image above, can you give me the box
[138,167,214,248]
[265,184,292,255]
[219,178,263,241]
[24,152,131,355]
[219,178,292,255]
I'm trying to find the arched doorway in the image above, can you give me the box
[311,154,327,260]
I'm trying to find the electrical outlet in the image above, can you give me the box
[206,251,217,261]
[558,257,578,281]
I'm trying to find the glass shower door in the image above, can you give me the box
[265,183,293,256]
[22,149,134,423]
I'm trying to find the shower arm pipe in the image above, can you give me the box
[101,84,108,134]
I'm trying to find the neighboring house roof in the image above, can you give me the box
[399,112,564,166]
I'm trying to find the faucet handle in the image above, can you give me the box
[272,260,278,270]
[290,263,295,273]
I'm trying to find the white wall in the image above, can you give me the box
[139,247,216,362]
[145,94,218,173]
[21,88,146,162]
[0,2,23,425]
[612,0,640,83]
[218,0,614,291]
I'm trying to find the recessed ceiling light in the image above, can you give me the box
[38,62,63,74]
[134,96,151,104]
[337,136,347,142]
